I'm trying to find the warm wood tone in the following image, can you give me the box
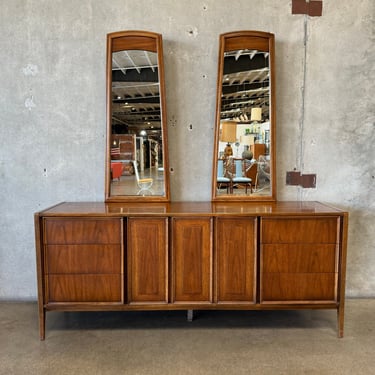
[260,216,339,304]
[35,201,348,340]
[262,244,336,273]
[127,218,168,304]
[44,218,121,244]
[261,273,336,301]
[216,217,256,303]
[250,144,266,160]
[172,218,213,303]
[261,217,339,243]
[46,245,121,274]
[42,218,123,307]
[48,275,122,302]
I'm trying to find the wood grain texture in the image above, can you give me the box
[172,218,213,303]
[127,218,168,303]
[261,217,339,243]
[44,218,121,244]
[262,244,337,273]
[35,201,348,339]
[48,274,121,302]
[261,273,336,302]
[216,217,256,303]
[46,245,121,274]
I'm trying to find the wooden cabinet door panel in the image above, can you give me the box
[47,274,121,302]
[216,218,256,303]
[172,218,212,303]
[261,217,339,244]
[262,244,337,273]
[261,273,336,302]
[46,245,121,274]
[44,218,121,244]
[127,218,168,303]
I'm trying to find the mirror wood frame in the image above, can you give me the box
[211,31,276,202]
[105,30,170,202]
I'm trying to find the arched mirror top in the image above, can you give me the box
[105,30,170,202]
[212,31,276,202]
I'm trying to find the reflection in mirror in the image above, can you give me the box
[105,31,169,202]
[212,31,276,201]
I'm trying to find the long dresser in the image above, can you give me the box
[34,201,348,339]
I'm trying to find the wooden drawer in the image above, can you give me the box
[46,244,121,274]
[262,244,337,273]
[47,274,121,302]
[261,273,336,302]
[261,217,339,244]
[44,218,121,245]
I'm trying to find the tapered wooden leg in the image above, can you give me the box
[337,304,345,338]
[39,306,46,340]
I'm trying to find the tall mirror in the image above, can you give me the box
[105,31,170,202]
[212,31,276,202]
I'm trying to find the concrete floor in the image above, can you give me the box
[1,299,374,375]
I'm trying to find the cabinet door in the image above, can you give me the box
[260,217,339,303]
[172,218,213,303]
[127,217,168,304]
[44,218,122,303]
[216,217,256,304]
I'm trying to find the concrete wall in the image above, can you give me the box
[0,0,374,299]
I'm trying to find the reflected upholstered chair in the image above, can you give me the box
[232,159,252,194]
[111,162,123,180]
[217,159,231,193]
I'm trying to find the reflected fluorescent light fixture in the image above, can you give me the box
[250,107,262,122]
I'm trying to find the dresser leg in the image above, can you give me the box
[337,305,345,338]
[187,309,194,322]
[39,307,46,340]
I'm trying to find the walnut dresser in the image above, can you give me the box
[35,201,348,340]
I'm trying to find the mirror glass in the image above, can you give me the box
[212,31,276,202]
[105,31,170,202]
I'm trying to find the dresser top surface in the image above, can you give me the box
[37,201,346,217]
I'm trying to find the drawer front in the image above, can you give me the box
[262,244,337,273]
[44,218,121,244]
[261,273,336,302]
[46,244,121,274]
[47,274,122,302]
[261,217,339,244]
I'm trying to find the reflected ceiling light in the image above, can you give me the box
[140,130,147,136]
[250,107,262,122]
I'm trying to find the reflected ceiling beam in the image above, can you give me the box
[124,51,141,74]
[144,51,155,72]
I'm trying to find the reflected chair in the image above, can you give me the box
[217,159,231,193]
[232,159,252,194]
[132,160,153,194]
[111,162,123,180]
[245,161,258,192]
